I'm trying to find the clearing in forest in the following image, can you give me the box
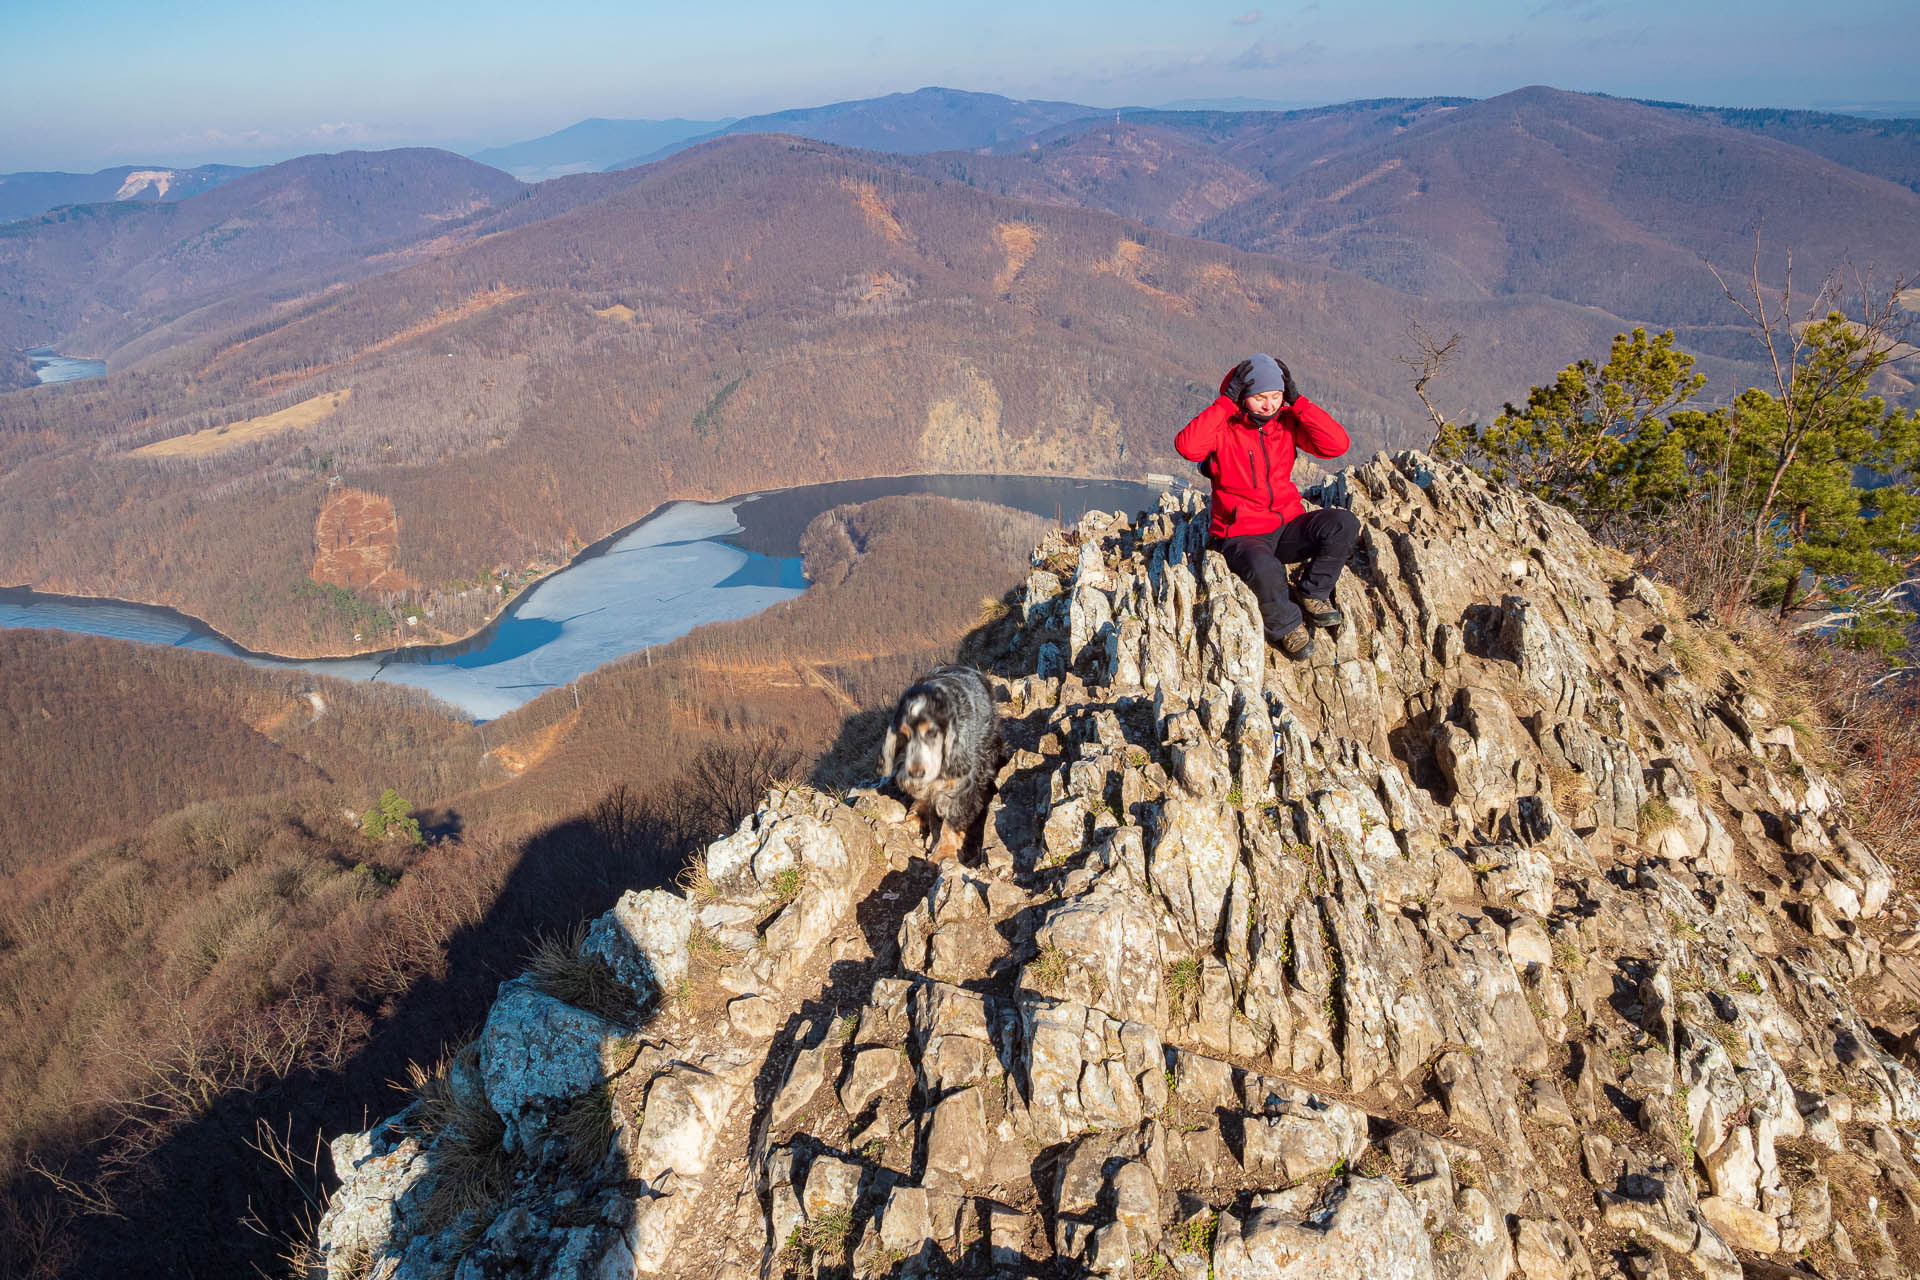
[133,387,352,458]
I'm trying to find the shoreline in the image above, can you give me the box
[2,468,1157,663]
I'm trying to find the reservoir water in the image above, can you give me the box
[26,348,107,384]
[0,473,1168,719]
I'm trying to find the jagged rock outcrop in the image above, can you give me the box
[314,453,1920,1280]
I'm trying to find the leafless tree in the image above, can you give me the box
[1705,237,1917,610]
[1395,319,1466,449]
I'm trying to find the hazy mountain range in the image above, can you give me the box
[10,84,1917,211]
[468,116,734,181]
[0,161,255,224]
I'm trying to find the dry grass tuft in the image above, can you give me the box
[1545,758,1593,810]
[399,1046,514,1236]
[1730,612,1920,872]
[527,923,641,1024]
[767,866,803,907]
[1165,954,1202,1018]
[1638,797,1679,838]
[677,925,742,1018]
[555,1083,615,1175]
[1028,944,1068,992]
[677,858,722,903]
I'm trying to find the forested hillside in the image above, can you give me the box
[924,88,1920,336]
[0,149,524,354]
[0,630,493,867]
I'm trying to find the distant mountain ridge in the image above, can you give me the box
[0,161,256,225]
[0,148,525,354]
[909,87,1920,338]
[1627,97,1920,193]
[612,86,1107,167]
[470,116,733,181]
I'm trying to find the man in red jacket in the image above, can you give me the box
[1175,354,1360,660]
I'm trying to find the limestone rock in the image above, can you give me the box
[581,887,690,1006]
[1213,1177,1434,1280]
[477,976,626,1153]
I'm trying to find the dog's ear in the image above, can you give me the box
[937,706,958,778]
[879,721,900,780]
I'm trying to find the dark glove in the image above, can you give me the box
[1195,453,1217,481]
[1278,359,1300,406]
[1224,358,1255,404]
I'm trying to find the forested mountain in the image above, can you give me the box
[614,86,1104,166]
[1635,97,1920,193]
[1186,87,1920,327]
[1,87,1914,657]
[0,149,525,354]
[0,162,254,225]
[916,88,1920,338]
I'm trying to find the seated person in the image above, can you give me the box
[1174,354,1360,660]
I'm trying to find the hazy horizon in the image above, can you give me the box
[5,0,1918,173]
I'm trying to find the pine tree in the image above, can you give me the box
[361,788,423,845]
[1449,315,1919,651]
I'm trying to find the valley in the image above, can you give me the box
[0,472,1159,717]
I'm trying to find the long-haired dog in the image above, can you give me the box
[880,665,1001,860]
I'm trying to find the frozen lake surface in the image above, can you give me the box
[26,349,107,383]
[1,500,803,721]
[1,473,1168,720]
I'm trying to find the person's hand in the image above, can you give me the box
[1224,358,1255,403]
[1278,359,1300,405]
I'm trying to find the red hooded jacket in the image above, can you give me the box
[1175,368,1351,540]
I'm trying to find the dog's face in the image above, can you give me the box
[881,689,949,795]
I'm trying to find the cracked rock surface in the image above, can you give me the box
[314,453,1920,1279]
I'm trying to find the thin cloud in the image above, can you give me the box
[1233,9,1263,24]
[1230,39,1325,71]
[104,120,393,165]
[1531,0,1612,20]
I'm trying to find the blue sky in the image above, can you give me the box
[5,0,1917,171]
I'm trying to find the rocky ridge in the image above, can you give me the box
[314,452,1920,1280]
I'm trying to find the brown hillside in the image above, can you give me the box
[919,91,1920,340]
[0,148,525,355]
[0,629,490,869]
[1188,87,1920,325]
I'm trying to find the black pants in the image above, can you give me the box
[1216,508,1362,642]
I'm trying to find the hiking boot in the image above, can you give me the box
[1295,591,1343,630]
[1275,626,1314,661]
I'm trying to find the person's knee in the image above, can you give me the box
[1326,508,1361,548]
